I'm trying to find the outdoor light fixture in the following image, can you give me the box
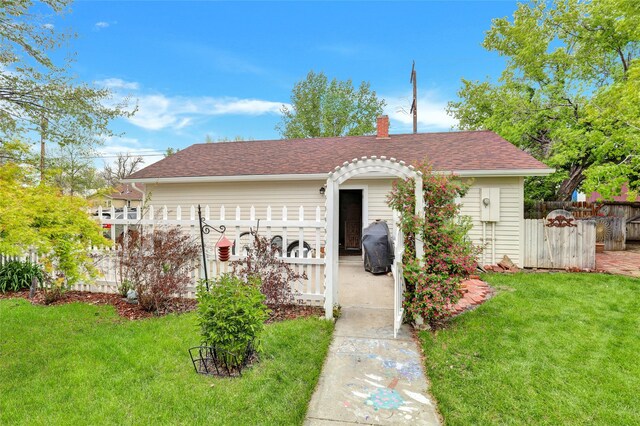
[482,197,491,207]
[319,185,326,195]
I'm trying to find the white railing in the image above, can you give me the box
[85,204,327,303]
[391,225,405,338]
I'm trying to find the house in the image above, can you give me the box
[126,116,551,265]
[89,183,145,210]
[585,183,638,203]
[124,116,552,323]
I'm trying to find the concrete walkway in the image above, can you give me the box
[305,259,440,425]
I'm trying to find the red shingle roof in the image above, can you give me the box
[108,183,145,200]
[128,131,549,180]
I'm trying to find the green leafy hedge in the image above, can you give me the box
[196,274,269,356]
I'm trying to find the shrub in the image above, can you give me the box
[232,233,305,306]
[117,227,200,312]
[387,162,479,326]
[196,274,269,358]
[40,258,67,304]
[0,260,43,293]
[117,279,133,298]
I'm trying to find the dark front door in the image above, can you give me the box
[339,190,363,254]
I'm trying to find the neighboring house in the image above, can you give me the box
[586,183,637,203]
[90,183,145,210]
[125,116,552,269]
[572,183,637,202]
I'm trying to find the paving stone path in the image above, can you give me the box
[448,278,493,315]
[596,249,640,278]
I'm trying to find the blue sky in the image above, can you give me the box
[47,1,518,165]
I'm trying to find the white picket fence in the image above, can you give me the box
[523,219,596,269]
[0,251,39,268]
[87,204,327,303]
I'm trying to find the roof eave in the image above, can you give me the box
[124,168,555,184]
[453,168,555,177]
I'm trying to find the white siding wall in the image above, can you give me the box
[459,177,524,267]
[145,175,524,266]
[146,180,326,220]
[146,177,397,235]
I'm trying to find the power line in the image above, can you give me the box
[83,153,165,159]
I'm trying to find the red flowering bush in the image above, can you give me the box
[387,162,478,326]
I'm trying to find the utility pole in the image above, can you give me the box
[40,115,48,183]
[410,61,417,134]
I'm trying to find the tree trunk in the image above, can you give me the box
[555,165,585,201]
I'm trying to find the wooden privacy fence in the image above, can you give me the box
[85,204,327,303]
[523,219,596,269]
[525,201,602,219]
[593,217,626,251]
[525,200,640,244]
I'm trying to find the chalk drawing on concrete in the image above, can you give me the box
[399,361,423,380]
[366,388,405,411]
[404,390,433,406]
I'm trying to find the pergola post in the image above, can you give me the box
[324,180,336,318]
[414,175,424,260]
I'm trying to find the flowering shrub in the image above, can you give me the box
[387,162,478,326]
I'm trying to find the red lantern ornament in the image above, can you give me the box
[216,236,232,262]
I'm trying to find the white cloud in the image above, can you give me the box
[97,77,288,131]
[95,21,110,29]
[43,23,54,29]
[384,92,458,132]
[96,78,140,90]
[127,95,286,130]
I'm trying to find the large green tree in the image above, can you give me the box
[277,71,385,139]
[1,0,132,156]
[448,0,640,201]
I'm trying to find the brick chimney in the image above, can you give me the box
[376,115,389,139]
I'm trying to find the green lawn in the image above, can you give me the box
[420,273,640,425]
[0,299,333,425]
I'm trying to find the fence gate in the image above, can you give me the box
[391,223,405,338]
[523,210,596,269]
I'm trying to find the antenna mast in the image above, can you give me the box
[410,61,417,134]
